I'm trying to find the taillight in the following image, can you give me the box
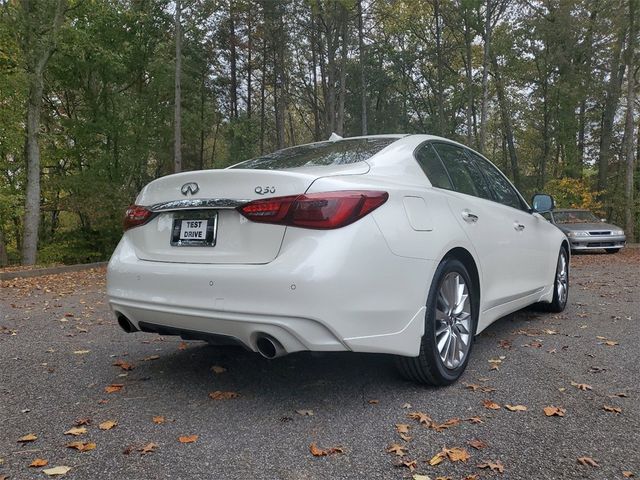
[123,205,153,231]
[237,191,388,229]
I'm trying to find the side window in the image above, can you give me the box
[414,144,453,190]
[541,212,552,222]
[468,151,524,210]
[432,143,492,200]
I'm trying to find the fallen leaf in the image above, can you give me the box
[210,365,226,374]
[610,392,628,398]
[504,404,528,412]
[396,423,410,434]
[463,476,479,480]
[152,416,166,424]
[73,350,90,355]
[464,383,495,393]
[602,405,622,414]
[407,411,432,426]
[445,447,470,462]
[64,427,87,436]
[577,456,599,467]
[296,409,314,416]
[208,391,240,400]
[178,435,198,444]
[17,433,37,443]
[29,458,48,467]
[430,417,461,432]
[368,399,379,404]
[74,418,91,426]
[477,460,505,473]
[138,443,158,455]
[571,381,592,391]
[99,420,117,430]
[143,355,160,361]
[498,339,512,349]
[468,439,488,450]
[401,402,412,409]
[483,400,501,410]
[622,471,634,478]
[543,406,566,417]
[400,459,417,471]
[387,443,408,457]
[429,451,446,466]
[543,329,558,335]
[412,475,431,480]
[104,384,124,394]
[43,466,72,476]
[66,441,96,452]
[112,359,134,371]
[309,442,344,456]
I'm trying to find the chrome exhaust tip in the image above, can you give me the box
[255,335,286,359]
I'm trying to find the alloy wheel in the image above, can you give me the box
[434,272,472,369]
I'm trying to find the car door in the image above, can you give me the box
[465,149,552,297]
[428,142,525,313]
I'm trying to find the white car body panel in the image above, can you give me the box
[107,134,567,358]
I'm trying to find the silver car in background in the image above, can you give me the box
[543,209,626,254]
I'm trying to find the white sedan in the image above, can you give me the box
[107,134,569,385]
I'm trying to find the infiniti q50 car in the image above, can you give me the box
[107,135,569,385]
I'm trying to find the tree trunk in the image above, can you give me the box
[21,0,65,265]
[0,228,8,267]
[358,0,367,135]
[479,0,492,153]
[260,25,267,154]
[247,7,252,118]
[229,3,238,118]
[336,6,348,136]
[174,0,182,173]
[463,6,474,144]
[598,25,626,192]
[491,55,520,188]
[434,0,444,135]
[311,13,321,140]
[623,0,636,240]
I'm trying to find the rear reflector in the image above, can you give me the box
[237,191,388,229]
[123,205,153,231]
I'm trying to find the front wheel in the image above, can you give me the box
[396,258,478,386]
[545,247,569,312]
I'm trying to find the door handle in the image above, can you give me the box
[461,210,479,223]
[514,222,525,231]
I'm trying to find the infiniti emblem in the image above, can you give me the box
[181,182,199,196]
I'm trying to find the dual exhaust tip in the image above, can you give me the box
[116,313,286,359]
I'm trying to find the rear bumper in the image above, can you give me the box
[569,235,626,250]
[107,218,434,357]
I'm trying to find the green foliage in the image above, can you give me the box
[544,178,603,214]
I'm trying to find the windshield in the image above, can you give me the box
[230,138,396,170]
[554,210,599,224]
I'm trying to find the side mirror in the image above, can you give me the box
[531,194,555,213]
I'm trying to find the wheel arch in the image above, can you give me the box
[441,247,481,322]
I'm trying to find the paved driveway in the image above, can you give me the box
[1,249,638,479]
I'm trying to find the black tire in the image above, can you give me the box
[396,258,478,386]
[605,248,620,254]
[543,247,569,313]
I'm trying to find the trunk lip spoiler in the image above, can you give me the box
[149,198,251,212]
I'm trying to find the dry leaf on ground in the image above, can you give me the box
[543,406,566,417]
[622,471,634,477]
[387,443,408,457]
[477,460,505,473]
[296,409,314,416]
[208,390,240,400]
[577,456,599,467]
[178,435,198,444]
[483,400,501,410]
[603,405,622,414]
[445,447,470,462]
[29,458,48,467]
[138,443,158,455]
[43,466,72,476]
[74,417,91,426]
[571,381,592,391]
[399,459,417,471]
[504,404,527,412]
[210,365,226,374]
[309,442,344,456]
[152,416,166,424]
[407,411,432,426]
[430,417,461,432]
[17,433,37,443]
[468,439,488,450]
[104,384,124,393]
[64,427,87,436]
[143,355,160,361]
[429,451,446,466]
[99,420,117,430]
[66,441,96,452]
[112,359,134,371]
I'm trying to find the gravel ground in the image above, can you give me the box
[1,249,639,480]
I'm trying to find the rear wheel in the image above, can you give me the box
[605,248,620,254]
[396,258,477,386]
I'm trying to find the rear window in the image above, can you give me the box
[231,138,396,170]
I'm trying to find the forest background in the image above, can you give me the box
[0,0,638,266]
